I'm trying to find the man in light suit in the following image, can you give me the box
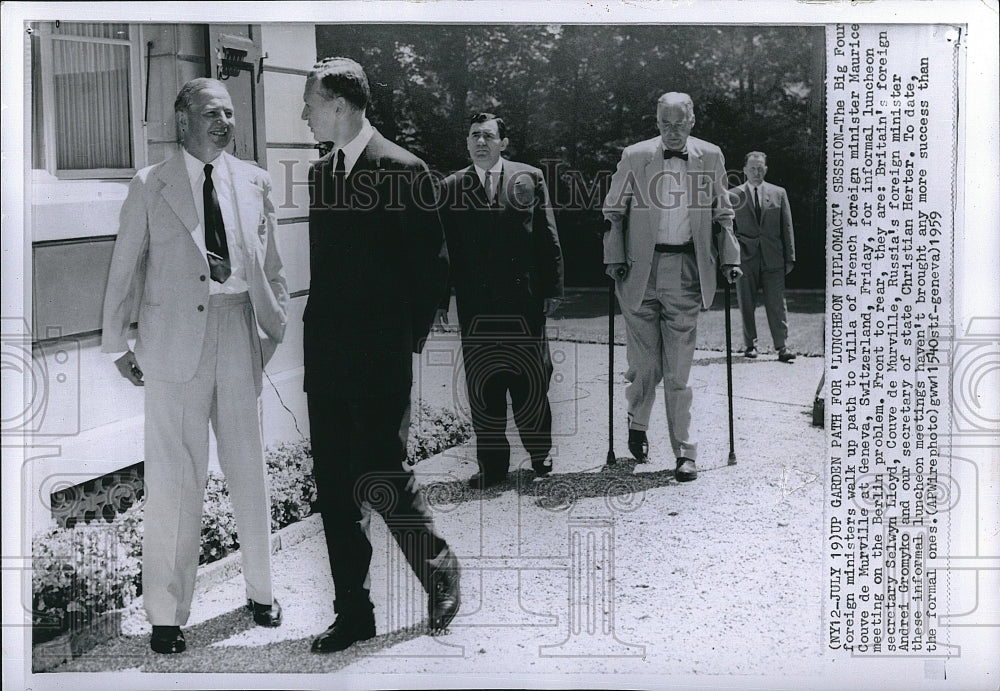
[300,57,460,654]
[101,78,289,654]
[730,151,796,362]
[435,113,565,489]
[603,92,741,482]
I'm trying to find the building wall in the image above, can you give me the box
[27,23,315,528]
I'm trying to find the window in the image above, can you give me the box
[31,21,145,178]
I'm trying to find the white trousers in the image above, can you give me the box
[141,292,273,626]
[620,252,702,460]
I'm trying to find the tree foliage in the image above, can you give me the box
[316,24,825,287]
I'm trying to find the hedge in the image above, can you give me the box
[31,401,470,645]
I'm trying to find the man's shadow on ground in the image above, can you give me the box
[53,463,738,672]
[418,457,737,510]
[53,605,432,674]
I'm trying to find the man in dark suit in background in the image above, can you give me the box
[730,151,796,362]
[300,57,460,653]
[436,113,564,489]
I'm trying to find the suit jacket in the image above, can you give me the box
[602,135,740,310]
[303,129,448,396]
[101,151,289,382]
[729,181,795,270]
[439,159,564,320]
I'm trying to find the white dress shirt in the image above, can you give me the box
[655,143,692,245]
[335,118,375,176]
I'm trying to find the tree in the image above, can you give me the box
[315,24,826,287]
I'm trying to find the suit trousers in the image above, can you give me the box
[458,304,554,476]
[735,253,789,349]
[307,390,450,615]
[620,252,702,460]
[142,292,272,626]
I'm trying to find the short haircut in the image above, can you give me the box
[174,78,228,114]
[469,112,507,140]
[308,57,370,111]
[656,92,695,121]
[744,151,768,166]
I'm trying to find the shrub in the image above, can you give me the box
[32,520,141,645]
[199,472,239,564]
[267,441,317,529]
[30,402,468,646]
[407,400,472,465]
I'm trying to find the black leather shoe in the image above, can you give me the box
[744,346,759,358]
[247,597,282,627]
[778,347,796,362]
[429,550,461,632]
[531,456,553,478]
[468,471,505,489]
[675,457,698,482]
[150,625,186,654]
[310,613,376,653]
[627,429,649,463]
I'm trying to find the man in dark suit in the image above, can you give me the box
[436,113,564,489]
[729,151,796,362]
[300,57,460,653]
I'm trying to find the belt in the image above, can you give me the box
[208,291,251,306]
[654,242,695,254]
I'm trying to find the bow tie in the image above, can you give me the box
[663,150,688,161]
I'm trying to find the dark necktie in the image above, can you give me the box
[753,186,761,223]
[203,163,231,283]
[484,171,495,205]
[663,150,688,161]
[331,149,346,206]
[333,148,346,180]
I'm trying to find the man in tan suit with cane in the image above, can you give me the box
[603,92,741,482]
[101,78,289,654]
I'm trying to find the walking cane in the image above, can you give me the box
[723,273,737,465]
[606,275,617,466]
[716,222,737,465]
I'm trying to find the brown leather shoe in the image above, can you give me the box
[311,613,376,653]
[744,347,759,358]
[429,550,461,632]
[247,597,282,627]
[150,625,186,654]
[675,457,698,482]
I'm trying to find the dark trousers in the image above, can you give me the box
[307,390,449,615]
[458,301,554,476]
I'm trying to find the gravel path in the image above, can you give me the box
[53,341,832,685]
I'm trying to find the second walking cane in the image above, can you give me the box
[607,275,616,465]
[723,272,737,465]
[716,223,737,465]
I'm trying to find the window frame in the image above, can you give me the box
[33,21,147,180]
